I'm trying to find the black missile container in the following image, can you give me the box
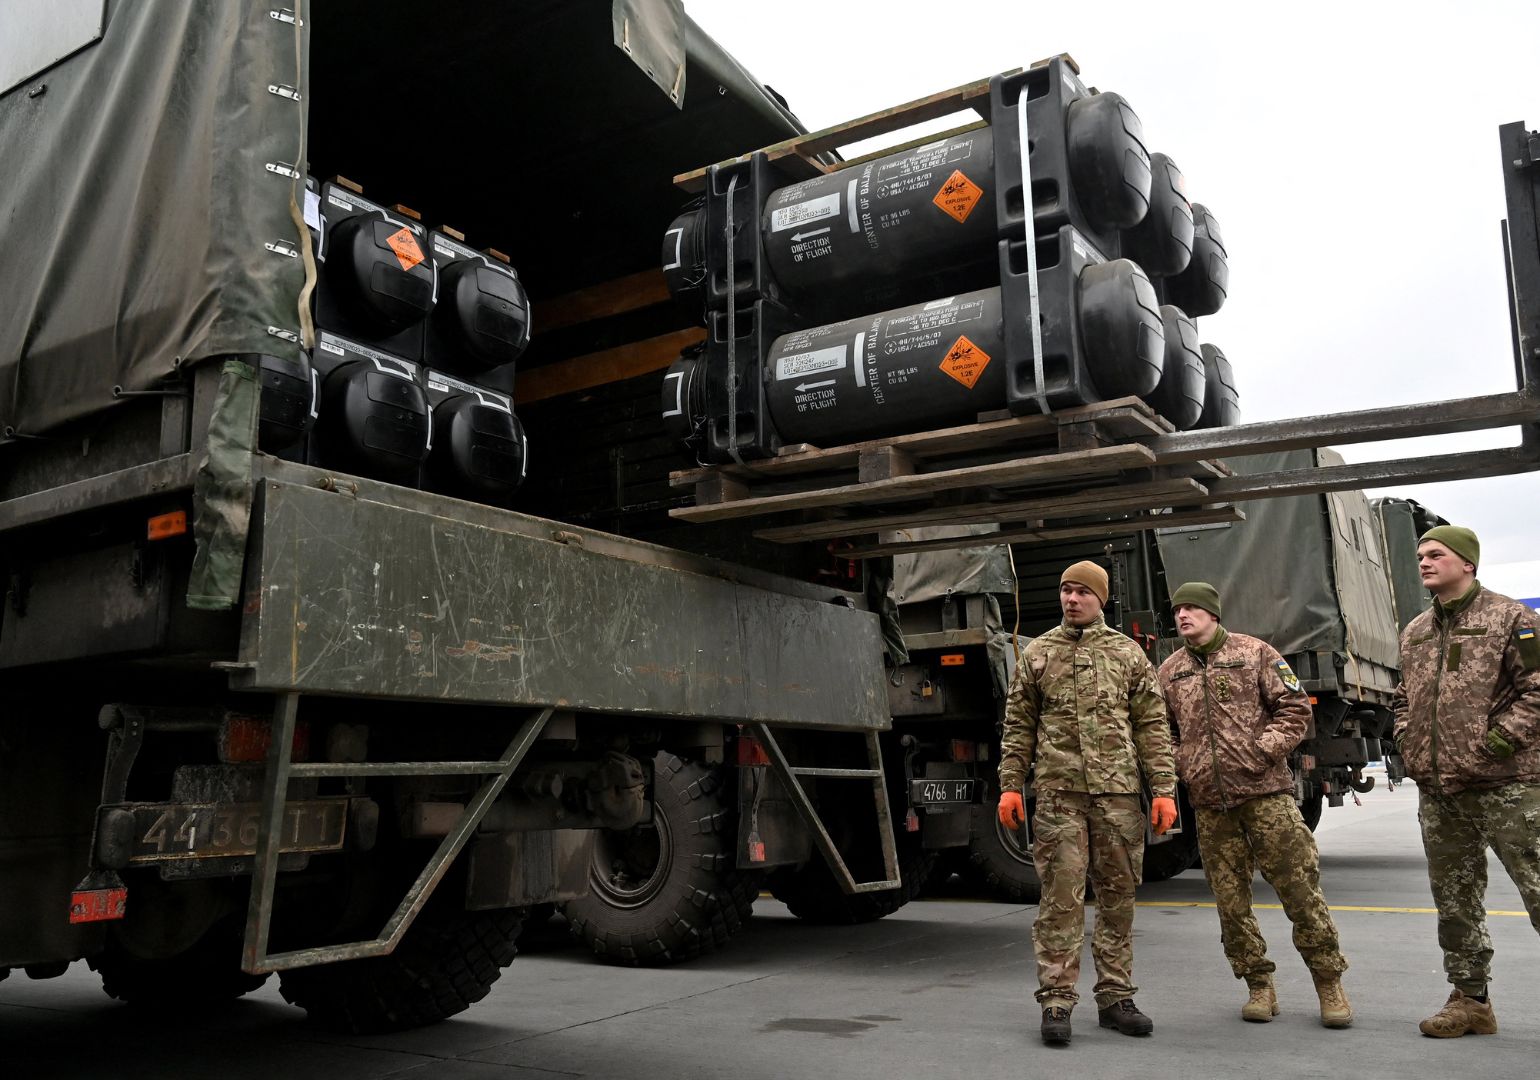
[425,230,531,382]
[1143,306,1206,431]
[422,369,527,505]
[1197,343,1241,428]
[308,332,433,485]
[665,225,1165,458]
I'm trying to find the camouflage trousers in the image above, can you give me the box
[1418,782,1540,996]
[1194,793,1348,983]
[1031,790,1144,1008]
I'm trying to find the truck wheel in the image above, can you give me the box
[1141,834,1199,881]
[562,753,758,966]
[767,826,935,924]
[277,906,524,1034]
[966,786,1041,904]
[90,919,269,1007]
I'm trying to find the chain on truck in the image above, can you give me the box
[5,0,1540,1034]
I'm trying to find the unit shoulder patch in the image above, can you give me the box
[1274,659,1302,692]
[1516,626,1540,671]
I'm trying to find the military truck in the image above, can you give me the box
[883,449,1416,900]
[0,0,906,1029]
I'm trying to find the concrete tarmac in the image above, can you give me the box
[4,781,1538,1079]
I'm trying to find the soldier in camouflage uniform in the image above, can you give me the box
[997,560,1177,1045]
[1392,525,1540,1038]
[1157,582,1352,1028]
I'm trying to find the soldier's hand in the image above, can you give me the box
[1150,796,1178,835]
[998,791,1025,830]
[1484,728,1516,759]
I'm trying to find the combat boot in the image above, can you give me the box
[1242,975,1279,1022]
[1040,1006,1072,1045]
[1419,990,1498,1038]
[1097,998,1154,1036]
[1312,973,1353,1029]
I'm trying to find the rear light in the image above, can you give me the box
[1308,695,1319,705]
[940,653,965,667]
[1300,754,1317,771]
[69,887,127,924]
[219,712,310,764]
[146,510,187,541]
[949,739,977,762]
[904,809,921,832]
[735,735,770,767]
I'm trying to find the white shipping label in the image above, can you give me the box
[303,189,321,231]
[775,345,847,381]
[770,192,841,233]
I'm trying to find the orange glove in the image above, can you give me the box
[1150,796,1178,836]
[998,791,1025,830]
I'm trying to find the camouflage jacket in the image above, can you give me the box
[1392,584,1540,793]
[999,616,1175,798]
[1157,630,1313,810]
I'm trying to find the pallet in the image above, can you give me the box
[666,398,1236,555]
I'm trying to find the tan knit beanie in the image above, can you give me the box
[1060,560,1109,604]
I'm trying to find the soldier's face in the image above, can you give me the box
[1417,542,1475,597]
[1173,603,1219,644]
[1059,582,1102,625]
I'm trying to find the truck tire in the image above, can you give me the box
[767,827,935,924]
[966,785,1041,904]
[90,920,268,1007]
[562,753,757,966]
[277,906,525,1034]
[1141,833,1200,881]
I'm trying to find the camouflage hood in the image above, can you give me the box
[1392,586,1540,793]
[1157,631,1312,810]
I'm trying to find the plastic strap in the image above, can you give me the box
[723,173,748,467]
[1017,90,1050,415]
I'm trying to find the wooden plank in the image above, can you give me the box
[535,270,672,334]
[669,443,1157,523]
[753,477,1208,543]
[675,75,995,193]
[667,398,1162,487]
[842,507,1245,559]
[515,328,703,406]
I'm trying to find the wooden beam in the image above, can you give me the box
[515,328,703,406]
[534,270,673,335]
[842,507,1245,559]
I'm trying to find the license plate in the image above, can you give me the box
[909,778,979,807]
[125,799,349,862]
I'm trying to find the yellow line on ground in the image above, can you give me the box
[1136,901,1530,917]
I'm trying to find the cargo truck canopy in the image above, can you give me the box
[0,0,805,437]
[1154,449,1401,672]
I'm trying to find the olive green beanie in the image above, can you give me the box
[1171,581,1222,619]
[1419,525,1480,570]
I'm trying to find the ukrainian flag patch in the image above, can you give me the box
[1518,626,1540,670]
[1275,659,1302,692]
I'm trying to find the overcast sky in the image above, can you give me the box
[685,0,1539,595]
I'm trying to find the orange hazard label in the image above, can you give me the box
[385,227,425,271]
[938,335,991,389]
[932,169,984,224]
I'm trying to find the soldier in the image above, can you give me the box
[997,560,1177,1046]
[1156,582,1352,1028]
[1392,525,1540,1038]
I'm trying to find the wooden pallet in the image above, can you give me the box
[666,397,1236,555]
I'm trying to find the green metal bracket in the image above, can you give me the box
[748,722,900,894]
[240,695,552,974]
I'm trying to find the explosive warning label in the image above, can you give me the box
[932,169,984,224]
[386,227,425,271]
[938,335,991,389]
